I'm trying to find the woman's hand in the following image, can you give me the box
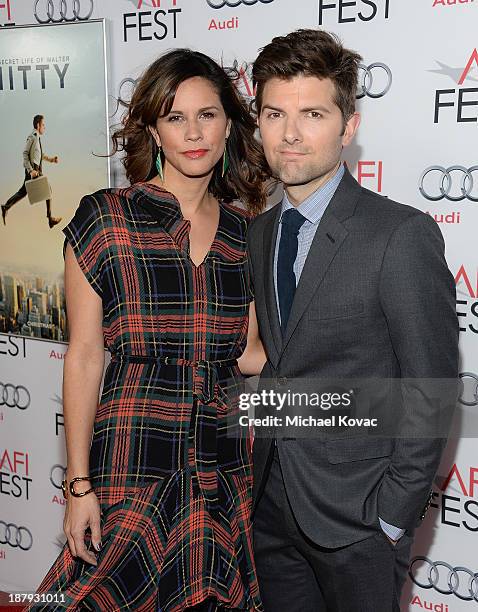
[64,484,102,566]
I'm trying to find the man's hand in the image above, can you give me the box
[53,156,59,163]
[30,169,39,178]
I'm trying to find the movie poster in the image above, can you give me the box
[0,20,109,341]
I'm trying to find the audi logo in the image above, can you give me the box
[34,0,94,24]
[50,464,67,490]
[0,521,33,551]
[356,63,392,99]
[419,165,478,202]
[459,372,478,407]
[0,383,30,410]
[206,0,274,8]
[409,556,478,602]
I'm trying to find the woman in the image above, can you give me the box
[33,49,267,611]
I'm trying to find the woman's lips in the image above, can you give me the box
[182,149,209,159]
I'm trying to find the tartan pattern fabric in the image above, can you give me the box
[33,183,262,611]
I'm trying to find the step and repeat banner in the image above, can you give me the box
[1,1,477,610]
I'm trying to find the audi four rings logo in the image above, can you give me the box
[34,0,94,24]
[409,556,478,602]
[419,166,478,202]
[0,521,33,551]
[459,372,478,407]
[356,63,392,99]
[206,0,274,8]
[50,464,67,490]
[0,383,30,410]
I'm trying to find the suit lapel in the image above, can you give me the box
[281,214,347,350]
[262,205,282,363]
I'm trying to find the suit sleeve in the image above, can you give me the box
[23,134,34,173]
[377,213,459,529]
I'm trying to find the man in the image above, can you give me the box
[248,29,459,611]
[2,114,61,228]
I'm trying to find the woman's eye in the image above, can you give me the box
[200,111,216,119]
[168,115,183,122]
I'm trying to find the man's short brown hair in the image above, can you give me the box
[253,29,362,124]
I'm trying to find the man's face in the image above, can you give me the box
[37,119,46,135]
[258,75,359,188]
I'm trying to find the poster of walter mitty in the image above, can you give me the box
[0,20,109,341]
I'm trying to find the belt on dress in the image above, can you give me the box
[109,353,238,368]
[109,352,241,519]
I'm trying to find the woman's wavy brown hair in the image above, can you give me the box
[111,49,268,215]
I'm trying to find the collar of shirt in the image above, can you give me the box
[279,162,345,226]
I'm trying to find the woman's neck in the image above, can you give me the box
[150,165,215,218]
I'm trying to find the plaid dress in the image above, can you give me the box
[34,183,263,611]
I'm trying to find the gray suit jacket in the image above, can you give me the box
[247,169,459,548]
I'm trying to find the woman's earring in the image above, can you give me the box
[156,147,164,182]
[221,139,229,178]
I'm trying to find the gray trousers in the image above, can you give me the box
[253,446,413,612]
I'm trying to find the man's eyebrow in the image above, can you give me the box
[261,104,332,113]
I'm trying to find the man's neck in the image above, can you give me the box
[285,162,341,207]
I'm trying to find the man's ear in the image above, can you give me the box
[342,112,361,148]
[148,125,161,148]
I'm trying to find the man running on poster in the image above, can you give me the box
[2,114,61,228]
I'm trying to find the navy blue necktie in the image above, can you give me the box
[277,208,306,334]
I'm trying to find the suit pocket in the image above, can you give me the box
[325,437,393,464]
[307,299,364,320]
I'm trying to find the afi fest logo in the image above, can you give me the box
[123,0,181,43]
[454,265,478,334]
[0,448,32,501]
[34,0,94,23]
[433,49,478,123]
[318,0,390,26]
[0,0,14,26]
[356,161,383,193]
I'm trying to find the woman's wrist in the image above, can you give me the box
[61,475,93,499]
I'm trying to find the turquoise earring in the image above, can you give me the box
[156,147,164,181]
[221,140,229,177]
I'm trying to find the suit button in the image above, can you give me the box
[277,377,288,388]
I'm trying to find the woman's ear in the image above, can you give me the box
[148,125,161,148]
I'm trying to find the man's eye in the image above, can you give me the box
[267,112,281,119]
[308,111,322,119]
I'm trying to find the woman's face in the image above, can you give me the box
[153,76,231,180]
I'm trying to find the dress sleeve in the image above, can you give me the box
[62,194,106,299]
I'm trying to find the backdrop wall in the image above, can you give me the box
[1,1,477,610]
